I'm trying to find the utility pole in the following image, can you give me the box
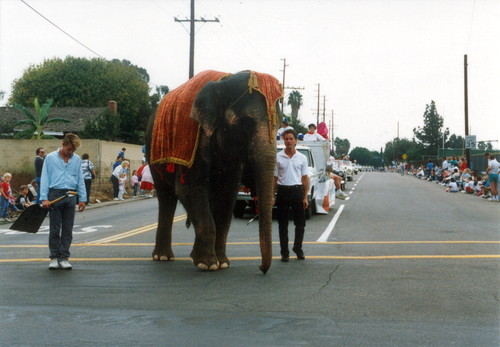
[322,95,326,123]
[331,109,334,142]
[280,58,288,114]
[175,0,219,78]
[280,58,305,116]
[464,54,470,167]
[315,83,320,125]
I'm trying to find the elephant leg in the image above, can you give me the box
[151,175,177,261]
[211,165,242,269]
[178,187,219,271]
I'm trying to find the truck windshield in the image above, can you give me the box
[276,147,313,167]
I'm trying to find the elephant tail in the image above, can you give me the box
[185,218,191,229]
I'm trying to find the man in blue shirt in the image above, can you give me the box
[40,133,87,270]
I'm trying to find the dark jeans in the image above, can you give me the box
[276,185,306,257]
[111,175,119,198]
[48,189,76,261]
[84,179,92,204]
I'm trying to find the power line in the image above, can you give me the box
[19,0,105,59]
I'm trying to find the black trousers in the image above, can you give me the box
[276,185,306,257]
[110,175,119,198]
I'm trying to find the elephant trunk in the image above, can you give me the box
[255,151,275,274]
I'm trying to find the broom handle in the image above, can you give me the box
[47,191,77,206]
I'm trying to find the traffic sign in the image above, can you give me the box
[465,135,476,149]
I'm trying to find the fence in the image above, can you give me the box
[0,139,145,181]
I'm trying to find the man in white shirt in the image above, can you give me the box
[274,129,310,262]
[303,123,326,142]
[485,153,499,201]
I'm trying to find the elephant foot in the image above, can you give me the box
[152,248,174,262]
[191,250,219,271]
[217,255,230,269]
[196,262,219,271]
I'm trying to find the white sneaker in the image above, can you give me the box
[49,259,60,270]
[113,198,119,201]
[59,260,72,270]
[336,191,348,200]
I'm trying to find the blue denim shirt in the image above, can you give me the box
[40,149,87,202]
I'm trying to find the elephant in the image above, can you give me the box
[145,70,282,273]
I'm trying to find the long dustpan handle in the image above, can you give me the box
[47,191,77,207]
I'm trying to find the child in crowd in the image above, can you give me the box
[445,178,459,193]
[15,185,34,210]
[477,176,490,198]
[463,177,477,194]
[131,170,139,198]
[1,173,13,222]
[118,173,127,201]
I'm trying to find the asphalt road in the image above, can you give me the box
[1,172,498,346]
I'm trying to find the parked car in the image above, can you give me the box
[341,160,354,181]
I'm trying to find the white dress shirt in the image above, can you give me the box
[275,149,308,186]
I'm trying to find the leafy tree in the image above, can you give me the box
[150,85,170,109]
[282,113,307,135]
[9,56,151,143]
[349,147,371,164]
[81,108,121,141]
[383,137,422,164]
[478,141,493,151]
[445,134,464,149]
[350,147,386,167]
[334,137,350,158]
[13,98,70,139]
[287,90,303,122]
[413,100,449,155]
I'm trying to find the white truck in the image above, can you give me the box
[234,140,335,219]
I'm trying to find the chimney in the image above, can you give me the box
[107,100,117,114]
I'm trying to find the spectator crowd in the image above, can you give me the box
[402,154,500,202]
[1,146,155,222]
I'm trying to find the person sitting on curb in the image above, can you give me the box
[15,185,34,210]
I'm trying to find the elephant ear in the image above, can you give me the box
[190,81,221,137]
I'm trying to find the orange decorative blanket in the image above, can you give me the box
[151,70,283,168]
[247,71,283,143]
[150,70,230,167]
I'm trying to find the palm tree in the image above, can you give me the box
[13,98,71,139]
[287,90,303,122]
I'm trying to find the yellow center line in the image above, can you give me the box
[1,240,499,248]
[83,214,187,244]
[1,254,499,263]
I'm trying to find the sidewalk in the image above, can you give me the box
[85,195,152,210]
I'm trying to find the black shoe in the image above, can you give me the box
[281,257,289,262]
[293,247,305,260]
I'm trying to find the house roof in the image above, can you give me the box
[0,106,103,132]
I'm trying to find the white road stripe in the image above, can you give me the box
[316,204,345,242]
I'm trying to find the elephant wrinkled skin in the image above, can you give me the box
[146,71,281,273]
